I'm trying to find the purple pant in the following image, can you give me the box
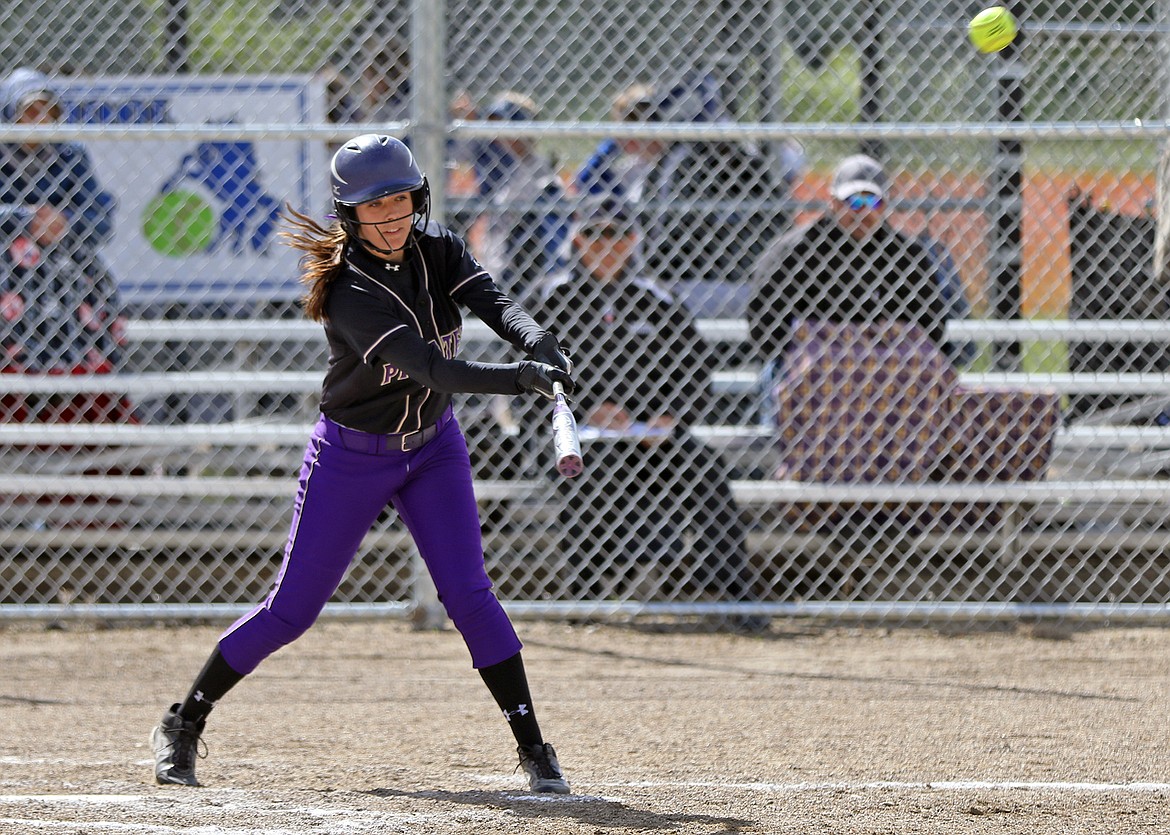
[219,411,521,673]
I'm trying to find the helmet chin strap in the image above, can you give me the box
[359,223,415,256]
[343,184,431,258]
[350,212,419,257]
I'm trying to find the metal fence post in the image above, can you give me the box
[1154,0,1170,286]
[989,3,1026,370]
[408,0,449,630]
[411,0,448,225]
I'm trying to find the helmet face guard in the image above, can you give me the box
[334,180,430,257]
[330,134,431,256]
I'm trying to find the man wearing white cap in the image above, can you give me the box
[747,153,948,367]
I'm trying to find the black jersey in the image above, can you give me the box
[320,222,548,434]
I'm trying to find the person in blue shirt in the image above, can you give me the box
[0,69,117,273]
[576,85,670,205]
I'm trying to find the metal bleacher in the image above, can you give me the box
[3,314,1170,618]
[4,315,1170,488]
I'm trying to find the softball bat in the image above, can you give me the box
[551,382,583,478]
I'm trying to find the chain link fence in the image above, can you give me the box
[2,0,1169,623]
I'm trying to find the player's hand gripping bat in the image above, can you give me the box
[551,382,583,478]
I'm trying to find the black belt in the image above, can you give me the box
[323,408,452,454]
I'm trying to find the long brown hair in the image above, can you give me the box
[280,205,347,322]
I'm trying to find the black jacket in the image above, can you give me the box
[534,268,715,426]
[748,214,948,364]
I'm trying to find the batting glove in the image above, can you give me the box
[531,333,573,375]
[516,361,576,399]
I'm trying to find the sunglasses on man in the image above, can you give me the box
[843,193,883,211]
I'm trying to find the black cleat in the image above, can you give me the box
[150,704,206,786]
[516,742,570,794]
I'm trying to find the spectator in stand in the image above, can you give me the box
[472,92,570,302]
[749,154,949,369]
[358,40,411,125]
[531,198,768,631]
[0,67,132,423]
[321,32,410,163]
[323,33,411,126]
[578,74,804,317]
[575,84,670,204]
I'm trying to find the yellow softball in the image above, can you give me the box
[968,6,1018,53]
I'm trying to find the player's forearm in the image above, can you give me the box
[408,356,528,396]
[459,282,546,353]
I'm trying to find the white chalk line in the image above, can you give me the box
[7,759,1155,797]
[586,779,1170,793]
[0,781,1165,832]
[0,757,136,766]
[0,822,294,834]
[4,778,1169,806]
[0,778,1165,833]
[0,792,438,835]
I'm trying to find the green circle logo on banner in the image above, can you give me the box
[142,190,215,256]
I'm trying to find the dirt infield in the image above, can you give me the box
[1,618,1168,834]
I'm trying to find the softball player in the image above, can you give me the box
[150,134,575,793]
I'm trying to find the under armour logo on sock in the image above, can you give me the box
[193,690,216,706]
[503,703,529,722]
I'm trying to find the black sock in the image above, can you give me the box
[177,646,245,723]
[478,652,543,748]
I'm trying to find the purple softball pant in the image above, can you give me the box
[218,410,522,674]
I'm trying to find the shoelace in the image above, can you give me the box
[167,723,208,770]
[519,745,560,779]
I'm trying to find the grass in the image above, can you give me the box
[151,0,362,75]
